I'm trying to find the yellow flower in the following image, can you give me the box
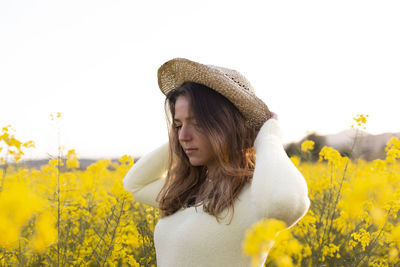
[301,140,315,152]
[390,225,400,250]
[370,207,386,226]
[22,140,35,148]
[2,125,11,132]
[118,154,134,166]
[386,137,400,163]
[322,243,340,260]
[319,146,348,166]
[350,229,371,251]
[66,149,80,169]
[243,218,286,266]
[290,156,300,167]
[48,158,64,167]
[30,211,57,254]
[0,180,43,249]
[389,248,398,261]
[276,255,293,267]
[50,112,62,121]
[352,114,369,128]
[2,113,399,265]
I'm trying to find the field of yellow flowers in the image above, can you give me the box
[1,115,400,266]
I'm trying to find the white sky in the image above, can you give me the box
[1,0,399,160]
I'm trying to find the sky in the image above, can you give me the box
[1,0,399,160]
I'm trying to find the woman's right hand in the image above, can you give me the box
[270,111,278,120]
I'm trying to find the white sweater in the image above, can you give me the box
[123,119,310,267]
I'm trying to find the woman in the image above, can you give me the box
[123,58,310,267]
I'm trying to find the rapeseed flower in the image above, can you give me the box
[0,180,43,249]
[301,140,315,152]
[386,137,400,163]
[243,218,286,266]
[66,149,80,169]
[30,211,57,254]
[350,228,371,251]
[2,115,400,266]
[351,114,369,129]
[321,243,340,260]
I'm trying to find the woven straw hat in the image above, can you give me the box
[157,58,271,129]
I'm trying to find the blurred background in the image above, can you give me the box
[1,0,399,163]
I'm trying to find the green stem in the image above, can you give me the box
[101,199,126,267]
[355,207,392,266]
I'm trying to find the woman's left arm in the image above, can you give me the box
[251,118,310,228]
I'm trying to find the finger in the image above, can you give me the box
[270,112,278,120]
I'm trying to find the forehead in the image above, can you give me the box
[174,95,193,119]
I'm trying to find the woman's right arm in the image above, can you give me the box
[122,142,169,208]
[251,119,310,228]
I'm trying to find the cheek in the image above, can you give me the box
[200,140,214,159]
[193,131,215,161]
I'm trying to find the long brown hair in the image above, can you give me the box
[156,82,257,224]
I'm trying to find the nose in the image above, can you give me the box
[178,124,192,144]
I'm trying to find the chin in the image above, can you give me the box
[189,161,201,166]
[188,158,205,166]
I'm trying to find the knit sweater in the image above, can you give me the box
[123,119,310,267]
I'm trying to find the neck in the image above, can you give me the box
[205,163,218,180]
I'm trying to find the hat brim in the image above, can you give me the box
[158,58,271,129]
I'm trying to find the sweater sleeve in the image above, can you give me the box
[122,142,169,208]
[251,119,310,228]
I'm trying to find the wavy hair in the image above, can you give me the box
[156,82,257,224]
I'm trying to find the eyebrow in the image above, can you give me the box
[173,116,195,123]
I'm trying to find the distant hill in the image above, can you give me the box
[286,129,400,161]
[1,157,140,171]
[324,129,400,160]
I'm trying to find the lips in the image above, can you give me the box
[185,148,198,155]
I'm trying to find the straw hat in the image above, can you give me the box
[157,58,271,129]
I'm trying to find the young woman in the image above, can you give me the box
[123,58,310,267]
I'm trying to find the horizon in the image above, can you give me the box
[4,125,399,162]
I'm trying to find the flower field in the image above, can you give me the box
[244,135,400,266]
[1,115,400,266]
